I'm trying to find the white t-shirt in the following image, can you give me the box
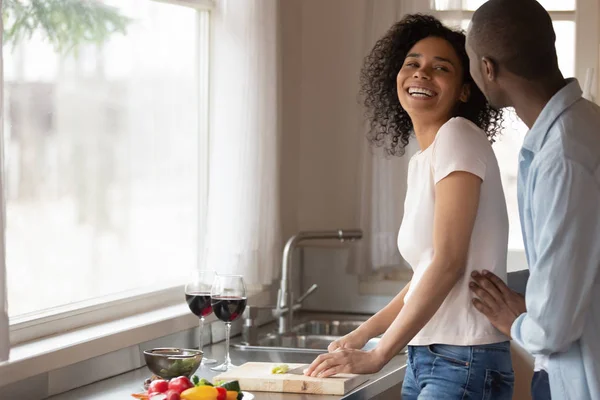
[398,117,510,346]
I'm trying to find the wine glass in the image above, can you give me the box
[184,269,217,365]
[210,274,247,372]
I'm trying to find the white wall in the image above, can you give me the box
[280,0,368,239]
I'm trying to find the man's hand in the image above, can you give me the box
[469,270,526,337]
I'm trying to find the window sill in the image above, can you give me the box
[10,283,187,345]
[0,287,271,389]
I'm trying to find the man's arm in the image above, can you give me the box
[512,159,600,354]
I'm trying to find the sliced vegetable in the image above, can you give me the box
[215,387,227,400]
[165,390,181,400]
[197,378,213,387]
[168,376,194,394]
[218,381,241,393]
[136,376,243,400]
[148,380,169,395]
[226,391,238,400]
[271,364,289,374]
[180,385,219,400]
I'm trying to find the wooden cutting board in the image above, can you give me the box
[213,362,369,395]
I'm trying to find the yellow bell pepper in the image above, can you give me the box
[180,385,219,400]
[226,391,238,400]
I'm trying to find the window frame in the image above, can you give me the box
[6,0,213,345]
[154,0,215,9]
[437,9,577,20]
[575,0,600,84]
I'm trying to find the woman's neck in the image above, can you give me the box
[412,118,447,151]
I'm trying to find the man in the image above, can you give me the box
[465,0,600,399]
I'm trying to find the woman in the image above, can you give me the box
[305,14,514,399]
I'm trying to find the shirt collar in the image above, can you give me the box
[522,78,582,152]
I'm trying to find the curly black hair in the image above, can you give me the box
[360,14,503,156]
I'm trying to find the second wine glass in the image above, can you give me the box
[210,274,247,372]
[184,269,217,365]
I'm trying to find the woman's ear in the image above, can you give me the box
[460,83,471,103]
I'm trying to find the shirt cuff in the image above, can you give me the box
[511,312,527,347]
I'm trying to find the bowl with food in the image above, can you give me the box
[143,348,203,380]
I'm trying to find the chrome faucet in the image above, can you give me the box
[241,229,363,342]
[275,229,363,334]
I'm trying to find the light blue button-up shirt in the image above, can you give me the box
[511,79,600,400]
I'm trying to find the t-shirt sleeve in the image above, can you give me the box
[432,118,489,184]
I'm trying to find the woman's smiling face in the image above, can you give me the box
[397,36,469,122]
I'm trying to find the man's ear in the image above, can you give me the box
[460,83,471,103]
[482,56,497,82]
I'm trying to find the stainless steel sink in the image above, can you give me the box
[234,333,380,353]
[292,320,364,336]
[234,318,387,353]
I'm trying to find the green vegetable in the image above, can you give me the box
[271,364,290,374]
[198,378,213,387]
[158,358,199,379]
[219,380,241,392]
[191,375,200,386]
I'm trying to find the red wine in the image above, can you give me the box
[185,292,212,318]
[211,296,247,322]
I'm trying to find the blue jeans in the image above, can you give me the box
[402,342,514,399]
[531,370,551,400]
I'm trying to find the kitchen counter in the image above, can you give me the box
[47,337,407,400]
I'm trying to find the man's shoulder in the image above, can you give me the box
[540,102,600,176]
[530,148,600,192]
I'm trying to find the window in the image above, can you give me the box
[5,0,210,335]
[434,0,592,258]
[434,0,575,11]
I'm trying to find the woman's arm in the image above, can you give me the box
[327,282,410,352]
[306,170,481,377]
[356,280,411,339]
[372,170,481,364]
[329,281,412,351]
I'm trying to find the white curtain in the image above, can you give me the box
[350,0,423,276]
[202,0,280,286]
[430,0,471,29]
[0,0,9,362]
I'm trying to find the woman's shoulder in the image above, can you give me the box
[435,117,492,151]
[439,117,488,139]
[431,117,494,170]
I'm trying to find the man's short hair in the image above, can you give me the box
[470,0,559,79]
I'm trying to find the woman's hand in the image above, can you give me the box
[304,348,386,378]
[327,329,370,352]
